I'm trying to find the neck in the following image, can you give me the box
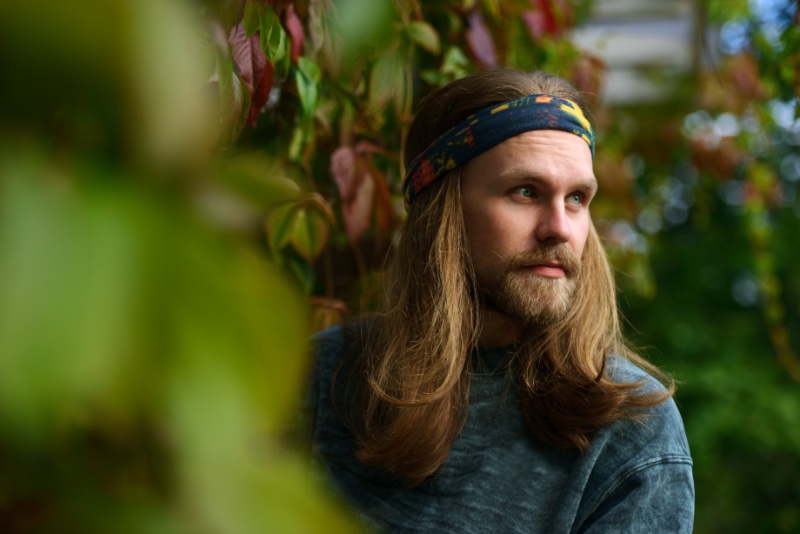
[477,308,524,347]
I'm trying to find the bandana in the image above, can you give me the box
[402,94,595,210]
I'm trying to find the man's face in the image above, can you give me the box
[460,129,597,326]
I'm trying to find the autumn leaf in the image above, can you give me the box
[230,24,260,91]
[285,4,305,62]
[465,10,497,66]
[569,53,607,106]
[522,0,555,40]
[331,146,358,202]
[249,58,275,127]
[229,23,276,127]
[331,145,377,243]
[342,168,374,244]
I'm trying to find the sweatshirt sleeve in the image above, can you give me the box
[580,457,695,533]
[578,357,695,533]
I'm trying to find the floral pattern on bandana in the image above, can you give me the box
[402,94,595,210]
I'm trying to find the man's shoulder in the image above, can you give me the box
[311,323,345,350]
[599,355,690,458]
[606,355,668,395]
[310,324,346,376]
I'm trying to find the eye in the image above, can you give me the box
[567,192,585,206]
[513,186,534,198]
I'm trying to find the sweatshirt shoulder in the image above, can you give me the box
[310,324,346,376]
[602,355,690,458]
[311,324,345,350]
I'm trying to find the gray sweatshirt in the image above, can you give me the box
[309,325,694,533]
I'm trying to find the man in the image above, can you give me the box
[309,68,694,532]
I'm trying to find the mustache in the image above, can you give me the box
[505,247,582,277]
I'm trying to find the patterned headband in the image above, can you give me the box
[402,94,595,210]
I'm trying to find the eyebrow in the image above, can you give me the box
[496,169,598,193]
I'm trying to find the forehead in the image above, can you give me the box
[461,130,596,189]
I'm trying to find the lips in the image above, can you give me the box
[524,262,566,278]
[506,248,580,280]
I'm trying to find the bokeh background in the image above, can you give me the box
[1,0,798,532]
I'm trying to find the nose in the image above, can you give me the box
[534,202,572,245]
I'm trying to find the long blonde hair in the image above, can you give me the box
[335,68,673,486]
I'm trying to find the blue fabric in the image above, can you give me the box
[402,94,595,209]
[309,325,695,533]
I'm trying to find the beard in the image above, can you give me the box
[476,246,582,327]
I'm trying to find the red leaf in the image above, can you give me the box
[342,167,374,243]
[229,23,276,128]
[285,4,305,62]
[523,0,572,39]
[331,146,359,202]
[465,10,497,66]
[248,59,275,127]
[331,144,393,243]
[229,23,263,92]
[570,54,607,106]
[521,11,548,40]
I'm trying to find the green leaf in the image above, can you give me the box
[441,46,471,78]
[260,7,288,63]
[286,251,316,294]
[214,33,235,111]
[406,21,441,55]
[369,51,404,110]
[288,125,304,162]
[481,0,501,20]
[335,0,395,63]
[295,57,321,119]
[0,158,143,436]
[216,154,302,209]
[218,71,251,149]
[288,205,330,262]
[243,0,261,36]
[266,203,298,255]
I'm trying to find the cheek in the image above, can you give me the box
[572,218,591,257]
[465,209,524,267]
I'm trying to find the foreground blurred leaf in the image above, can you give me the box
[0,144,357,531]
[0,155,142,436]
[0,0,216,166]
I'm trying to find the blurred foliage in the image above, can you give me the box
[0,0,359,531]
[614,1,800,532]
[1,0,799,532]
